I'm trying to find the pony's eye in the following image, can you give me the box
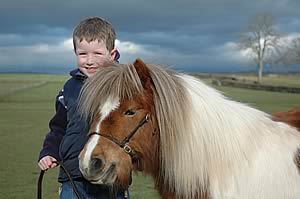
[124,110,135,116]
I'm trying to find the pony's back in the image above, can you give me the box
[273,107,300,130]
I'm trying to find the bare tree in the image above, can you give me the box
[239,13,282,82]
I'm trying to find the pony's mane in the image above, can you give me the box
[79,61,294,198]
[79,62,143,121]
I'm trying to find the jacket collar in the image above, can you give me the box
[69,69,87,81]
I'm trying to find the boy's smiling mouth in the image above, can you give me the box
[85,67,99,73]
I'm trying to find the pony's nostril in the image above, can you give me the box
[90,157,104,170]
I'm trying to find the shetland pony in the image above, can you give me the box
[78,59,300,199]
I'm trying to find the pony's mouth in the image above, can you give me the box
[88,164,117,185]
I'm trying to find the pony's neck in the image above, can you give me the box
[157,74,273,198]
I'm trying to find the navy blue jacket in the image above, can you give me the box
[39,69,89,182]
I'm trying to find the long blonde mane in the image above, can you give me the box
[79,61,300,199]
[79,62,143,121]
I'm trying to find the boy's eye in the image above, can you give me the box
[78,53,86,56]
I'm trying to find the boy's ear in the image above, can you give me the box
[133,58,151,88]
[110,48,119,61]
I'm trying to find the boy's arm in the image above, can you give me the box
[38,90,67,161]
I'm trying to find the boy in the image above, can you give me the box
[38,17,128,199]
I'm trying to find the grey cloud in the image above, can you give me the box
[2,0,299,33]
[0,0,300,72]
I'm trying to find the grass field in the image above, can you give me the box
[233,74,300,88]
[1,73,300,199]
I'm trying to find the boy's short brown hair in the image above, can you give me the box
[73,17,116,51]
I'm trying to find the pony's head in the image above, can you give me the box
[78,59,160,187]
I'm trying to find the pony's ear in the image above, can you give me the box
[133,58,151,88]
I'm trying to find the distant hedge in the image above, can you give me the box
[212,79,300,93]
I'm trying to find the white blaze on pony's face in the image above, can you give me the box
[79,96,120,184]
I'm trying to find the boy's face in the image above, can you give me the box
[75,39,117,77]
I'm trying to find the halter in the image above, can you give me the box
[89,113,150,157]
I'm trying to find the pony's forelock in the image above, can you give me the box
[78,62,143,122]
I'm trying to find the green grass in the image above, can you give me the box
[0,73,300,199]
[215,86,300,113]
[0,74,67,98]
[0,74,67,199]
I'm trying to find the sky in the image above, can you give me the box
[0,0,300,73]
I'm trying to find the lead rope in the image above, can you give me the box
[37,160,83,199]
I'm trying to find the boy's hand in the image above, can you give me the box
[38,156,58,170]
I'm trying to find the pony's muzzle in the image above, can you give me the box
[81,157,106,177]
[79,156,118,184]
[90,157,104,171]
